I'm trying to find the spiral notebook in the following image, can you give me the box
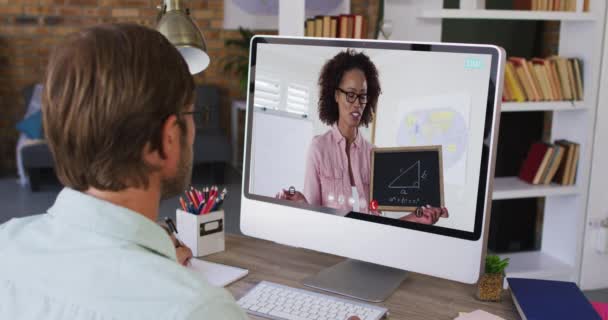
[187,258,249,287]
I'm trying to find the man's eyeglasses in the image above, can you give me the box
[178,111,207,129]
[337,88,368,105]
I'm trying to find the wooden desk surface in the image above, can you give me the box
[205,235,519,320]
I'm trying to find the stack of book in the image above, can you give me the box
[304,14,367,39]
[503,56,584,102]
[518,140,580,185]
[514,0,590,11]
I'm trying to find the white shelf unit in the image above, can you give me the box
[277,0,350,36]
[276,0,606,289]
[501,101,585,112]
[419,9,597,21]
[492,177,581,200]
[380,0,605,288]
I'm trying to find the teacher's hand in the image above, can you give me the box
[275,188,308,204]
[400,206,449,225]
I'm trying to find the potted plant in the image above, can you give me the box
[222,27,255,97]
[477,255,509,301]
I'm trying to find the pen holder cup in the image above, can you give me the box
[175,209,225,257]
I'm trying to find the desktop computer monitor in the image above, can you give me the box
[240,36,504,302]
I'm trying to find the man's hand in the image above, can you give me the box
[169,233,193,266]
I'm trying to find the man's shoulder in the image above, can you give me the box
[0,214,46,244]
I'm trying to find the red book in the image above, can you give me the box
[514,0,532,10]
[519,142,551,183]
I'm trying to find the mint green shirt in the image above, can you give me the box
[0,188,248,320]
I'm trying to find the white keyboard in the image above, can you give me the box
[237,281,388,320]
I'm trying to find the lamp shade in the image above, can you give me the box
[157,1,210,74]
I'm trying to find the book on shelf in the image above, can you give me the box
[305,19,315,37]
[519,142,552,183]
[322,15,331,38]
[314,16,323,37]
[503,56,583,103]
[305,14,367,39]
[519,140,580,185]
[504,62,527,102]
[514,0,584,11]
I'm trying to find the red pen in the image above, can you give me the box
[195,189,203,204]
[201,195,216,214]
[185,190,197,208]
[179,197,188,212]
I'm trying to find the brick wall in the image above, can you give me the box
[0,0,372,175]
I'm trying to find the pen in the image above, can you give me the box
[195,188,203,204]
[201,194,216,214]
[164,217,183,246]
[185,191,196,208]
[179,197,188,212]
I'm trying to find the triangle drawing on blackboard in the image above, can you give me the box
[388,161,421,189]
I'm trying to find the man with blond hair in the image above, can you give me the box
[0,24,247,319]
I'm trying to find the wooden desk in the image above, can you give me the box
[205,235,519,320]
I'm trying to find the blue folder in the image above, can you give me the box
[507,277,600,320]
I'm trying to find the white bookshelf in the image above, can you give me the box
[492,177,581,200]
[276,0,606,289]
[501,101,585,112]
[419,9,597,21]
[381,0,606,288]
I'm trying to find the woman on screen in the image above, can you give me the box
[277,49,448,225]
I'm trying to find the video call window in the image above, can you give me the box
[247,42,494,235]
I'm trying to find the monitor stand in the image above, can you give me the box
[302,259,408,303]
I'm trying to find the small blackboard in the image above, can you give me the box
[370,146,444,211]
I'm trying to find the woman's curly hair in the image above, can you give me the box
[317,49,381,127]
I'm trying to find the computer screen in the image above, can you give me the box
[241,36,503,284]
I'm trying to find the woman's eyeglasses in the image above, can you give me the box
[337,88,368,105]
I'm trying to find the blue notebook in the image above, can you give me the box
[507,277,600,320]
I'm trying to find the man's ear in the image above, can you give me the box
[160,114,181,159]
[142,114,180,169]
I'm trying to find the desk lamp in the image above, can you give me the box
[156,0,210,74]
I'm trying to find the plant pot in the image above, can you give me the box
[476,273,504,302]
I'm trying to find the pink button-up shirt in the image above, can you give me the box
[303,125,373,215]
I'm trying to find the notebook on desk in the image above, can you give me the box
[507,277,600,320]
[187,258,248,287]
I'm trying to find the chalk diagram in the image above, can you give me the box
[388,161,428,194]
